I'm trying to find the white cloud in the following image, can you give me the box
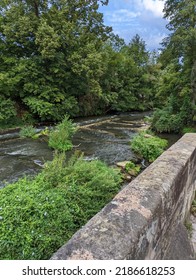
[145,32,166,49]
[136,0,165,18]
[99,0,167,49]
[104,9,141,23]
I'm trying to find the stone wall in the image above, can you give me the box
[51,133,196,260]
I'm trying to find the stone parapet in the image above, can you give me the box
[51,133,196,260]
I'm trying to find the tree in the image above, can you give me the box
[123,34,157,110]
[127,34,149,66]
[100,34,159,113]
[0,0,111,122]
[162,0,196,109]
[152,0,196,132]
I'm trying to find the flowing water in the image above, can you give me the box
[0,112,180,188]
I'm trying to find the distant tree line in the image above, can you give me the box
[0,0,195,133]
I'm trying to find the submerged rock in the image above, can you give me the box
[116,161,130,169]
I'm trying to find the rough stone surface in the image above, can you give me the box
[190,215,196,253]
[116,161,130,168]
[51,133,196,260]
[164,223,195,260]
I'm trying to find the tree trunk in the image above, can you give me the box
[33,0,39,17]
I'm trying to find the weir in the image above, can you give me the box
[51,133,196,260]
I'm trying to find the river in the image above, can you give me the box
[0,112,180,188]
[1,112,195,256]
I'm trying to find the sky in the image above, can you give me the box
[99,0,168,51]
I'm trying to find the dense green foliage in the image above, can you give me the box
[100,35,159,113]
[131,132,168,162]
[0,97,17,123]
[0,0,161,125]
[48,116,77,151]
[0,0,195,130]
[151,0,196,132]
[0,153,121,260]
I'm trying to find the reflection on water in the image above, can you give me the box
[0,112,180,188]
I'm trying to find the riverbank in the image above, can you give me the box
[0,112,150,187]
[1,112,195,259]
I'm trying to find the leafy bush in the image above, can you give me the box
[131,132,168,162]
[19,125,36,138]
[151,95,193,133]
[23,97,54,121]
[48,116,77,151]
[0,97,17,123]
[21,112,36,125]
[23,96,79,121]
[151,108,184,133]
[0,153,121,260]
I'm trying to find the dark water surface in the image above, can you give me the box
[0,112,180,188]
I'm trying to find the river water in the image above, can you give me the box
[1,112,196,256]
[0,112,179,188]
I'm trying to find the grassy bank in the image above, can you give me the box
[0,153,121,260]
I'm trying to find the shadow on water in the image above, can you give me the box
[0,111,180,188]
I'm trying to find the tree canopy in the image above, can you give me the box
[0,0,112,121]
[151,0,196,132]
[0,0,195,132]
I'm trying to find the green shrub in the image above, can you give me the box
[131,132,168,162]
[0,153,121,260]
[23,97,54,121]
[19,125,36,138]
[0,97,17,123]
[181,127,196,134]
[48,116,77,151]
[125,161,141,175]
[21,112,36,125]
[0,116,24,130]
[151,109,184,133]
[23,96,79,121]
[151,95,193,133]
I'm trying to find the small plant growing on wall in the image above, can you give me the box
[191,193,196,216]
[125,161,141,176]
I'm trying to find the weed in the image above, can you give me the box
[125,161,141,176]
